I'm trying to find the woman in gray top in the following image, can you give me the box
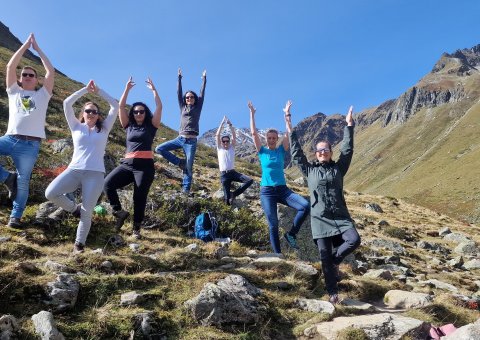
[155,68,206,195]
[288,105,361,304]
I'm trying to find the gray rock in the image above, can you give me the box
[295,298,335,314]
[50,138,72,154]
[108,234,125,247]
[0,315,19,337]
[378,264,411,275]
[454,241,478,255]
[44,274,80,312]
[378,220,390,226]
[447,256,464,268]
[341,298,377,312]
[31,311,65,340]
[133,311,161,338]
[464,259,480,270]
[101,261,113,270]
[44,260,73,273]
[369,239,406,255]
[384,290,433,309]
[35,201,58,220]
[365,203,384,213]
[0,236,11,243]
[305,312,429,340]
[120,291,146,306]
[439,227,451,236]
[129,243,140,252]
[292,261,318,280]
[442,317,480,339]
[363,269,394,280]
[419,279,459,293]
[185,243,199,252]
[214,245,229,259]
[443,232,472,243]
[251,254,286,269]
[184,274,265,326]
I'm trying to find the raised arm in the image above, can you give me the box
[215,116,227,147]
[63,84,89,130]
[198,69,207,102]
[337,106,354,175]
[248,101,262,152]
[177,68,183,108]
[147,77,162,128]
[227,117,236,146]
[119,77,135,128]
[97,83,120,132]
[282,100,292,151]
[30,34,54,95]
[6,34,32,88]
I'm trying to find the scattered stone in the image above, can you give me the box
[31,311,65,340]
[384,290,433,309]
[464,259,480,270]
[44,274,80,312]
[369,239,406,255]
[35,202,58,221]
[246,250,258,257]
[363,269,394,280]
[132,311,162,339]
[220,256,253,265]
[443,233,472,243]
[101,261,113,270]
[214,245,229,259]
[442,317,480,339]
[120,291,146,306]
[0,236,11,243]
[295,298,335,314]
[378,264,411,275]
[0,314,19,339]
[439,227,451,236]
[305,313,429,340]
[50,138,72,154]
[447,256,464,268]
[218,263,235,270]
[184,274,265,327]
[341,298,377,312]
[129,243,140,252]
[108,235,125,247]
[185,243,199,252]
[396,275,407,283]
[44,260,73,273]
[454,241,478,255]
[92,248,103,254]
[365,203,383,213]
[419,279,459,293]
[378,220,390,226]
[292,262,318,280]
[251,254,286,269]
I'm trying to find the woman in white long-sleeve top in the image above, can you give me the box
[45,80,119,254]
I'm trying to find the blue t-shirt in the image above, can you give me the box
[258,145,286,186]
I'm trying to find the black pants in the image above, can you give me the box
[315,228,361,295]
[104,159,155,223]
[220,170,253,205]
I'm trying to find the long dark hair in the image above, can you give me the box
[183,91,199,105]
[79,101,103,132]
[128,102,153,126]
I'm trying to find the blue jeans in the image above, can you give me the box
[0,135,40,218]
[155,136,197,192]
[315,228,361,295]
[260,185,310,253]
[220,170,253,205]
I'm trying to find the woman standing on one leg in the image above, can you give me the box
[288,105,361,304]
[104,77,162,239]
[249,100,310,253]
[45,80,119,253]
[155,68,206,195]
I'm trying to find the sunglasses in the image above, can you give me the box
[222,140,230,143]
[185,96,195,99]
[316,148,331,153]
[133,109,146,115]
[22,73,36,78]
[84,109,99,115]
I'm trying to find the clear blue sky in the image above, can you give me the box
[2,1,479,134]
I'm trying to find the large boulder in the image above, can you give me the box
[384,290,433,309]
[31,311,65,340]
[44,274,80,312]
[184,274,265,327]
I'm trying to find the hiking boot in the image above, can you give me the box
[72,204,81,218]
[329,294,340,305]
[4,172,17,201]
[284,232,299,250]
[132,223,141,239]
[48,207,66,222]
[7,217,22,228]
[73,242,85,254]
[113,210,130,231]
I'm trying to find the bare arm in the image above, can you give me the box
[282,100,292,151]
[119,77,135,128]
[6,34,32,88]
[215,116,227,147]
[31,34,54,95]
[147,77,162,128]
[248,101,262,152]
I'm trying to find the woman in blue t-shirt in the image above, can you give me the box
[104,77,162,239]
[248,100,310,253]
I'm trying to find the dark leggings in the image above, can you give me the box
[315,228,361,295]
[104,159,155,223]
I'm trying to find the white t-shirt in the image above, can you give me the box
[64,87,119,173]
[6,83,52,138]
[217,145,235,172]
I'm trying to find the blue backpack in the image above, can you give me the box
[194,211,218,242]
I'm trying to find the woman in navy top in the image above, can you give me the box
[104,77,162,239]
[249,100,310,253]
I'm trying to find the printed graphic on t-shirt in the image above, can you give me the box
[17,95,36,113]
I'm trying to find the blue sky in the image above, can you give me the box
[1,0,479,134]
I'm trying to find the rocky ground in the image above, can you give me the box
[1,159,480,339]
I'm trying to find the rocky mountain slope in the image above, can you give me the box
[1,22,480,339]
